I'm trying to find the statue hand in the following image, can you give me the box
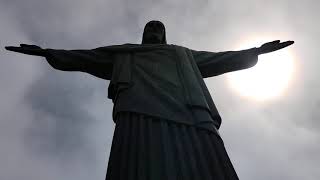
[257,40,294,55]
[5,44,48,57]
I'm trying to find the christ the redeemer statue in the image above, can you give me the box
[6,20,294,180]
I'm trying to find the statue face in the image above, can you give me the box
[142,21,166,44]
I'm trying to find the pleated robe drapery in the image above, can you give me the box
[106,112,239,180]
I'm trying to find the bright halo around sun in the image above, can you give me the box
[227,38,295,101]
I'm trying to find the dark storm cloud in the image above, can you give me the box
[1,0,320,180]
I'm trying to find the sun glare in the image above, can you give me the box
[227,38,295,101]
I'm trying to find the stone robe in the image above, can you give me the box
[45,44,258,134]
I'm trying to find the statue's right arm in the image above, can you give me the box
[45,47,114,80]
[191,48,259,77]
[5,44,114,80]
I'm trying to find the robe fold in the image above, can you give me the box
[105,111,239,180]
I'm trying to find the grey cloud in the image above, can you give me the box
[1,0,320,180]
[23,72,96,156]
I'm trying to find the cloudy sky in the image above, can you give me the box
[1,0,319,179]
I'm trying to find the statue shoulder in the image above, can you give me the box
[170,44,191,50]
[94,43,141,52]
[96,44,190,53]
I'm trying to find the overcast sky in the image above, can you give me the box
[1,0,319,179]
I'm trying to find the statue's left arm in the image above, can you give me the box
[191,40,294,78]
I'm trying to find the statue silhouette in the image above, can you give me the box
[6,20,294,180]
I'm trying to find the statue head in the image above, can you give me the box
[142,20,167,44]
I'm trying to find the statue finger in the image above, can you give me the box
[261,40,280,49]
[5,46,14,50]
[278,41,294,49]
[5,46,23,52]
[5,46,38,55]
[20,44,30,47]
[20,44,41,49]
[284,40,294,46]
[268,40,280,45]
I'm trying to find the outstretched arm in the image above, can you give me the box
[191,40,294,78]
[5,44,114,80]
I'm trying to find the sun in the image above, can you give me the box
[227,38,295,101]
